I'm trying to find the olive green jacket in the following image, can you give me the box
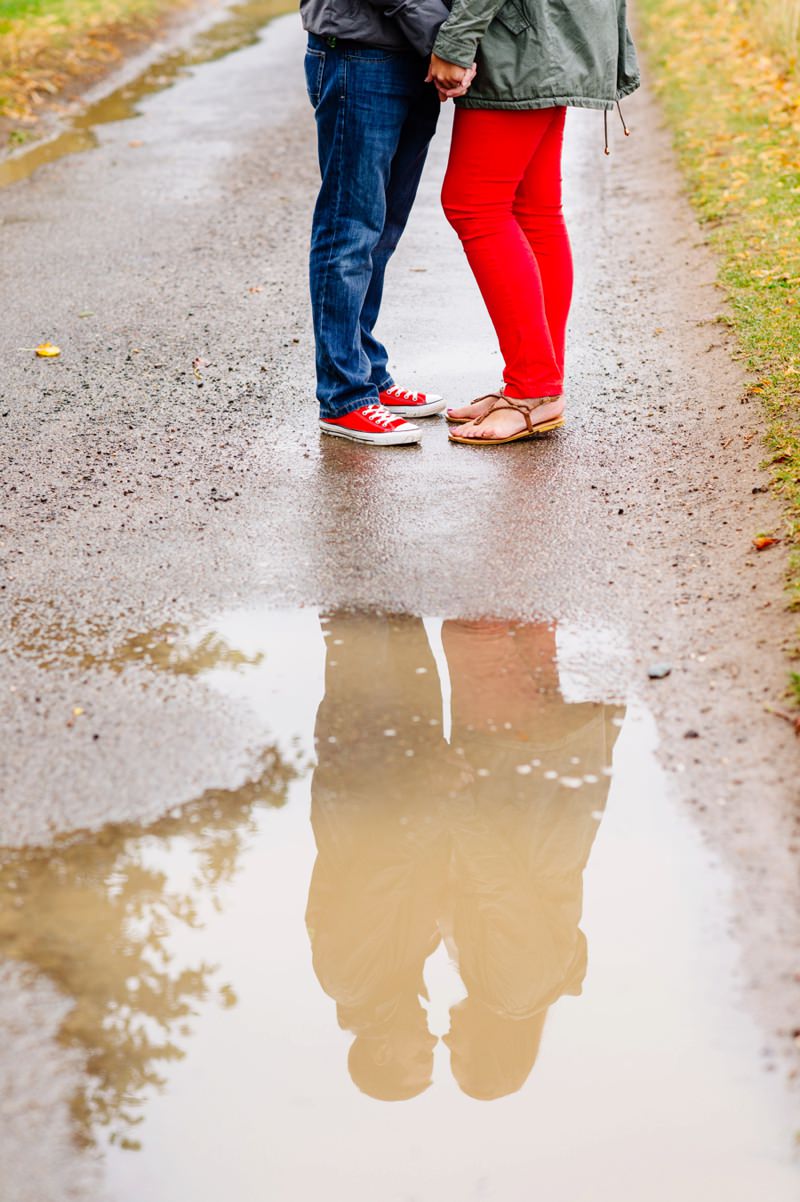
[432,0,640,110]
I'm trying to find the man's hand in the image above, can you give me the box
[426,54,476,101]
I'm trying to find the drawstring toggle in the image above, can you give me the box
[603,101,631,154]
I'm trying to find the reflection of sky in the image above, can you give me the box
[196,607,631,757]
[199,608,326,762]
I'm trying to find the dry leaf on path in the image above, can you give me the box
[35,341,60,358]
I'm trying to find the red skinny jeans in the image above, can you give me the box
[441,107,573,400]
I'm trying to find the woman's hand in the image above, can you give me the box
[426,54,477,101]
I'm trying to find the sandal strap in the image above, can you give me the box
[467,393,503,424]
[473,395,552,432]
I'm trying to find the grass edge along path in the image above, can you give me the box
[0,0,195,135]
[636,0,800,699]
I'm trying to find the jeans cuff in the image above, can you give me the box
[374,375,394,392]
[319,395,379,421]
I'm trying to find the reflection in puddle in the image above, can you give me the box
[309,615,620,1102]
[0,0,293,189]
[0,743,299,1149]
[10,601,263,676]
[1,610,797,1200]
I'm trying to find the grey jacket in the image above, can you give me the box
[299,0,452,56]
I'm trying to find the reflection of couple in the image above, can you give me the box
[306,614,622,1101]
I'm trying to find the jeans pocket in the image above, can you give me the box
[305,48,326,107]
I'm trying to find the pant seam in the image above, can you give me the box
[315,55,347,389]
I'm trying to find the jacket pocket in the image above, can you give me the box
[304,47,326,107]
[494,0,531,35]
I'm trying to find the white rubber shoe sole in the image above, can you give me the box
[382,394,446,417]
[319,420,422,446]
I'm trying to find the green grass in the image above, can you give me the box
[0,0,92,22]
[791,671,800,704]
[637,0,800,682]
[0,0,171,35]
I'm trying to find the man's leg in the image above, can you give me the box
[359,79,440,392]
[307,38,420,421]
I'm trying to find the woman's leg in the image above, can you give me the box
[512,108,572,379]
[441,107,565,403]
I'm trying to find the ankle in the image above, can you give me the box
[503,390,563,403]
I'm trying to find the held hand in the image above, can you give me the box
[442,61,477,99]
[426,53,469,93]
[426,57,477,102]
[452,60,477,96]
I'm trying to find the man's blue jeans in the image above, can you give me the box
[305,35,440,420]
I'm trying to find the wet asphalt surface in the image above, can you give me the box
[0,8,799,1189]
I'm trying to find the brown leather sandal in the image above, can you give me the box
[446,391,502,425]
[448,394,565,446]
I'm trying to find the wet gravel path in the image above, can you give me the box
[0,11,798,1192]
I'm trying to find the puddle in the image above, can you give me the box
[9,600,265,676]
[1,611,797,1199]
[0,0,293,189]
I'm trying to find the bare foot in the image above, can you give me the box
[446,390,504,423]
[453,396,565,442]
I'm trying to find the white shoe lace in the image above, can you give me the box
[386,386,419,401]
[362,403,402,429]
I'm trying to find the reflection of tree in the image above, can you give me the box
[8,604,263,677]
[307,614,624,1102]
[0,744,300,1151]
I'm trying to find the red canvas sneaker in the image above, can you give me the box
[319,403,421,446]
[379,385,446,417]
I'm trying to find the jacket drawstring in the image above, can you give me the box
[604,100,631,155]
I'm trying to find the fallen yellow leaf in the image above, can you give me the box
[35,341,60,358]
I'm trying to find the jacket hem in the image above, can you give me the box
[456,85,640,111]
